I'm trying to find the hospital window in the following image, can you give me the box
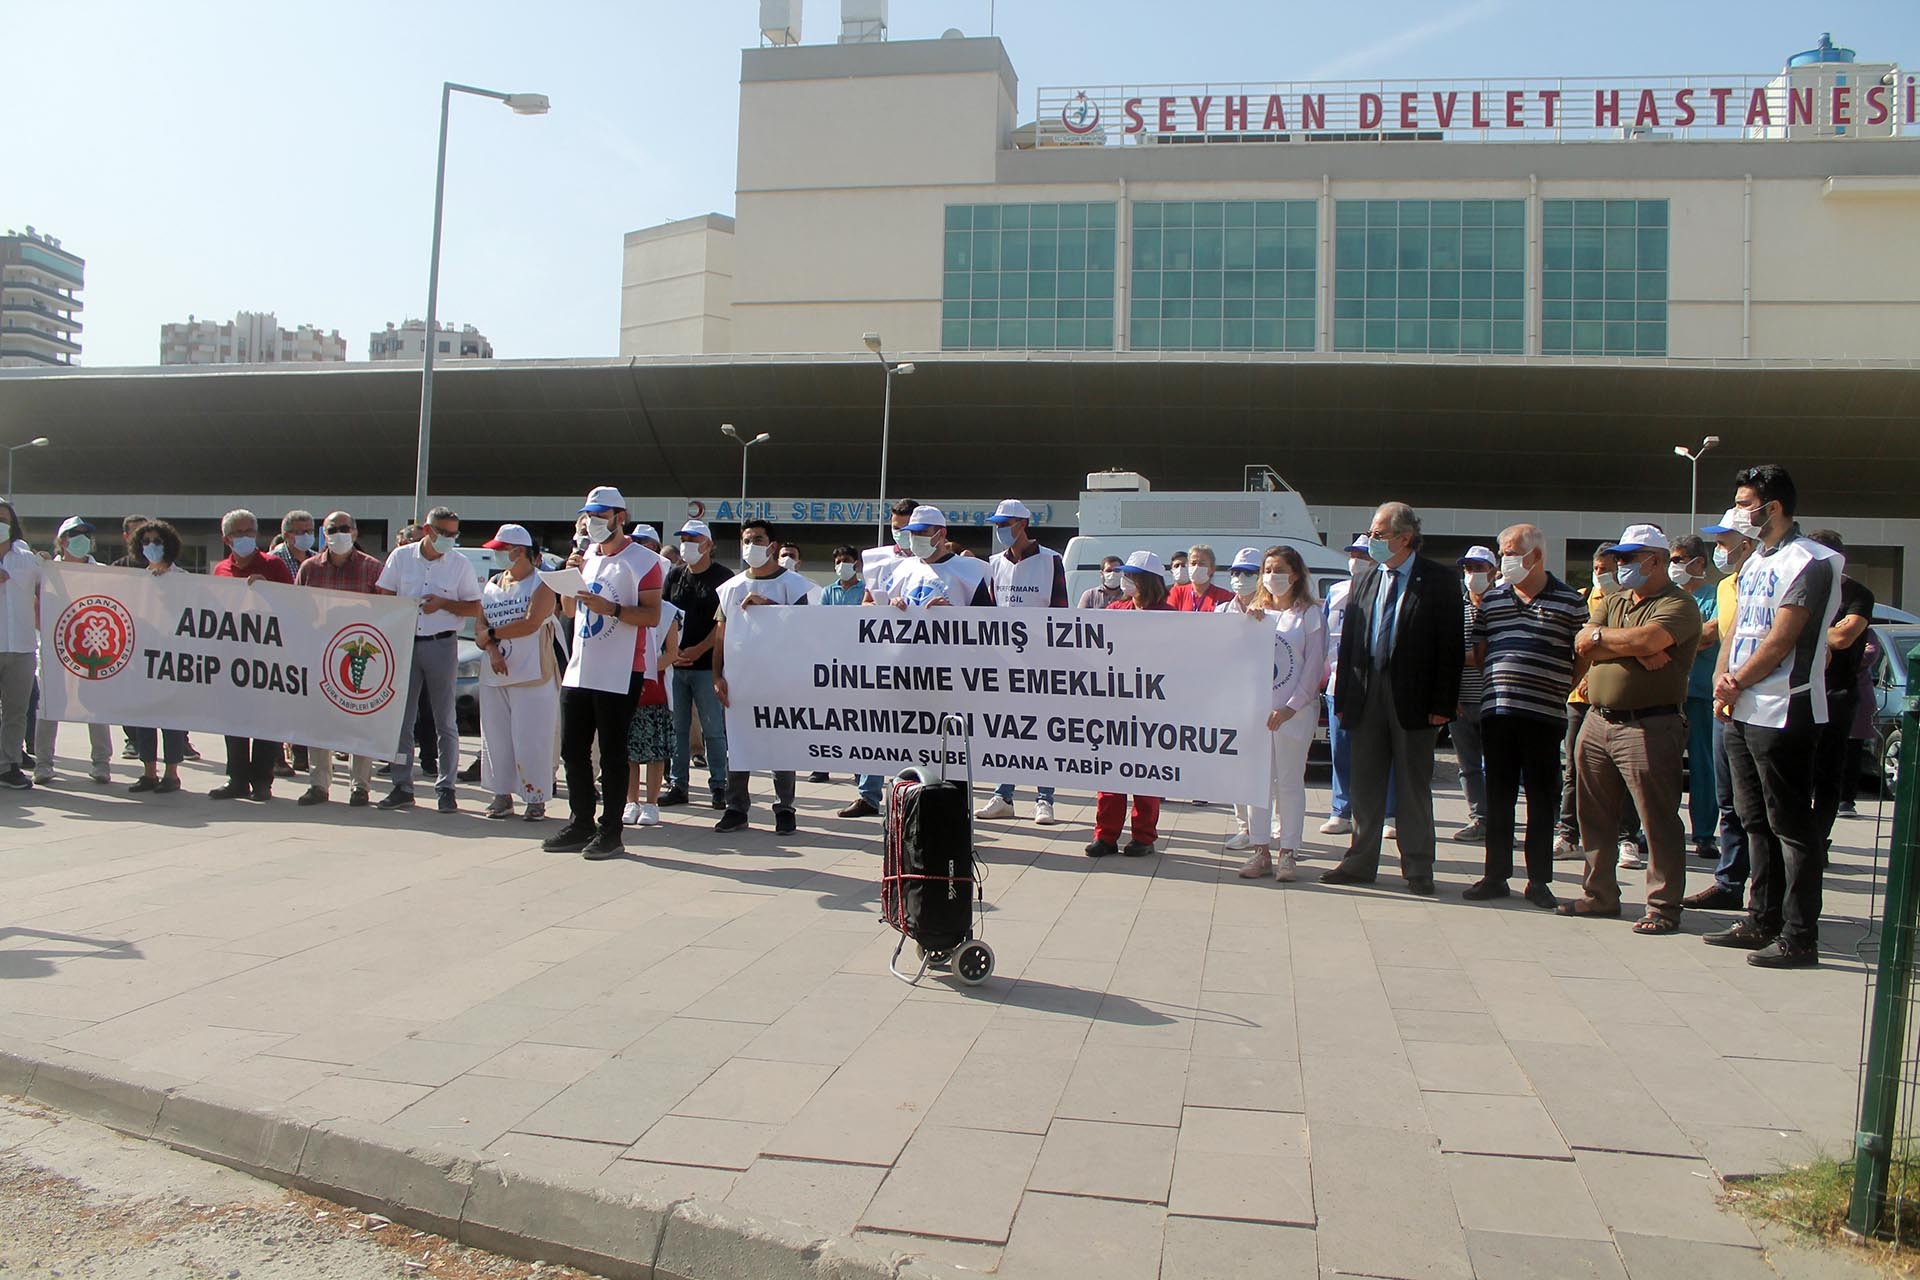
[1541,199,1669,357]
[1128,201,1317,352]
[941,203,1117,350]
[1332,199,1526,355]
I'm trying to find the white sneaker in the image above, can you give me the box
[1224,831,1252,851]
[637,803,661,827]
[89,769,111,784]
[1618,839,1647,870]
[1274,850,1298,882]
[1033,800,1057,826]
[1319,815,1352,836]
[621,801,641,826]
[1384,823,1399,841]
[976,795,1015,820]
[32,771,53,786]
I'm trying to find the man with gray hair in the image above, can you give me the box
[375,505,483,812]
[1321,502,1465,896]
[274,509,317,577]
[210,508,295,801]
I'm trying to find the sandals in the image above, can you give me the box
[1554,900,1622,919]
[1631,913,1680,936]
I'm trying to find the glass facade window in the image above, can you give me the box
[1129,201,1317,351]
[941,203,1117,350]
[1332,199,1525,355]
[1541,199,1668,357]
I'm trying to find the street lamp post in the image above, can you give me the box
[720,423,771,519]
[5,436,50,502]
[412,82,549,528]
[1672,435,1723,534]
[862,333,916,546]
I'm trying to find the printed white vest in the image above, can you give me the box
[988,546,1061,608]
[1729,535,1843,729]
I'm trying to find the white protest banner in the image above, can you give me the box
[721,606,1274,802]
[37,562,419,759]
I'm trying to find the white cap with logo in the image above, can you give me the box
[1120,549,1166,578]
[903,504,949,533]
[580,486,627,513]
[677,519,713,540]
[1602,524,1671,555]
[986,499,1032,525]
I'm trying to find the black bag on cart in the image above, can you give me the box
[888,776,975,953]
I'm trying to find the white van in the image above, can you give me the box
[1060,467,1351,606]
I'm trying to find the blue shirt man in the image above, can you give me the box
[818,545,866,606]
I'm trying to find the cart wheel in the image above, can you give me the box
[953,940,994,986]
[918,944,952,969]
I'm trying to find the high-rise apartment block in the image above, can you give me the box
[160,311,346,364]
[0,228,83,368]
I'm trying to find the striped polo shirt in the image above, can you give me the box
[1475,573,1588,723]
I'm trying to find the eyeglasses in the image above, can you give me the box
[431,526,459,539]
[325,525,354,534]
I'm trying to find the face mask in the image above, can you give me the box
[1229,571,1255,598]
[141,542,166,564]
[1262,572,1290,598]
[327,531,354,555]
[836,561,858,582]
[1712,545,1734,573]
[909,534,938,559]
[743,543,771,568]
[292,532,315,554]
[66,535,92,559]
[1171,565,1190,585]
[1101,570,1121,590]
[1593,571,1616,596]
[679,540,702,562]
[992,524,1016,549]
[1615,562,1647,592]
[586,517,613,544]
[778,554,798,571]
[1367,536,1394,564]
[1465,571,1491,594]
[1348,558,1366,579]
[1499,554,1529,582]
[1730,503,1768,540]
[1667,562,1695,588]
[1120,576,1140,598]
[1190,565,1213,587]
[0,523,9,543]
[230,535,257,558]
[433,535,457,555]
[893,528,912,552]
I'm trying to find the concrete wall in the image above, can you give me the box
[620,216,736,356]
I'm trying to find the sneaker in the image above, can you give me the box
[838,798,879,818]
[975,795,1016,820]
[637,803,660,827]
[1237,849,1272,879]
[1224,831,1253,851]
[1318,815,1353,836]
[2,767,36,790]
[209,781,249,801]
[32,770,53,786]
[582,831,625,861]
[484,796,514,820]
[458,758,483,783]
[523,802,546,821]
[657,788,689,808]
[1704,920,1775,950]
[181,742,201,761]
[1552,832,1582,860]
[296,787,329,807]
[1748,940,1819,969]
[774,810,797,836]
[542,822,595,852]
[376,788,416,810]
[1838,801,1858,817]
[715,810,749,833]
[349,788,370,808]
[89,768,111,785]
[120,742,140,760]
[621,801,642,826]
[1452,818,1486,844]
[1122,840,1155,857]
[692,754,707,769]
[1383,823,1398,841]
[1617,839,1646,870]
[436,792,457,814]
[1273,850,1298,882]
[1034,800,1057,826]
[1083,840,1119,858]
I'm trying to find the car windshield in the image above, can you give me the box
[1881,627,1920,681]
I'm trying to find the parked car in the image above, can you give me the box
[1873,602,1920,625]
[1868,624,1920,792]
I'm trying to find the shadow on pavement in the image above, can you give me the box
[0,928,142,981]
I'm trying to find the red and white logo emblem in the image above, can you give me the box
[1062,91,1101,135]
[319,623,396,716]
[54,595,136,681]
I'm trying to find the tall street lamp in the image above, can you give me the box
[721,423,771,519]
[1673,435,1722,535]
[412,82,549,527]
[5,436,50,502]
[862,333,915,546]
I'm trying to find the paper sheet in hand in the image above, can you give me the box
[538,568,587,597]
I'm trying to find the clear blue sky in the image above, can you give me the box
[11,0,1914,368]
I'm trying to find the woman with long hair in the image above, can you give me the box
[1236,545,1326,882]
[127,520,192,794]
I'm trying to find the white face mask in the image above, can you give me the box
[1593,571,1618,596]
[1499,553,1529,582]
[1465,571,1492,594]
[679,540,703,562]
[743,543,771,568]
[893,528,912,552]
[836,560,858,582]
[326,531,354,555]
[909,534,939,559]
[1262,572,1290,599]
[1667,562,1696,588]
[1229,571,1255,598]
[65,535,92,559]
[1190,564,1212,587]
[586,517,613,544]
[1120,575,1140,598]
[1101,570,1121,590]
[1348,557,1366,579]
[1170,564,1190,585]
[291,532,315,554]
[777,554,797,571]
[1730,503,1767,540]
[0,523,9,543]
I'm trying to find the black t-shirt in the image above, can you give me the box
[665,560,736,671]
[1827,576,1876,694]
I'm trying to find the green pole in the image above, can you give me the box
[1850,671,1920,1238]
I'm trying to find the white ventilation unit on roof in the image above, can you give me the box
[839,0,886,42]
[759,0,802,46]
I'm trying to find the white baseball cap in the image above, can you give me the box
[1119,549,1166,578]
[57,516,96,539]
[1457,545,1497,568]
[1343,533,1370,554]
[677,519,713,540]
[986,499,1032,525]
[903,504,949,533]
[580,485,627,514]
[482,523,533,550]
[1701,508,1747,538]
[1602,524,1671,555]
[630,523,660,545]
[1229,546,1262,572]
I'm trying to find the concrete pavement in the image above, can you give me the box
[0,725,1892,1278]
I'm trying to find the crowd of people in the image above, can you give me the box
[0,461,1877,965]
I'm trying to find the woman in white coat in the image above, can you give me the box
[1236,545,1326,882]
[475,525,560,821]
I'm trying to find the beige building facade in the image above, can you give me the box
[160,311,346,365]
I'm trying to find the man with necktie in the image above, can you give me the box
[1321,502,1466,896]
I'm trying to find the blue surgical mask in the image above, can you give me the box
[141,542,166,564]
[1367,536,1394,564]
[292,532,315,554]
[66,535,92,559]
[0,522,10,543]
[1712,546,1733,573]
[1615,561,1646,591]
[230,535,257,558]
[992,524,1016,549]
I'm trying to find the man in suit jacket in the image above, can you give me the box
[1321,502,1466,895]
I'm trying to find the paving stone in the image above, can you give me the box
[1575,1151,1758,1247]
[1443,1151,1609,1240]
[667,1055,835,1127]
[483,1132,626,1177]
[1395,1008,1507,1044]
[994,1192,1165,1280]
[384,1073,563,1151]
[626,1114,777,1171]
[1382,963,1487,1013]
[513,1056,714,1146]
[1188,989,1299,1060]
[1168,1106,1312,1225]
[1674,1121,1823,1181]
[1055,1045,1189,1127]
[1508,1039,1696,1157]
[861,1125,1042,1243]
[341,1036,497,1088]
[1425,1091,1572,1159]
[726,1157,888,1238]
[467,1041,613,1086]
[1612,1231,1774,1279]
[1027,1118,1178,1204]
[1300,1050,1428,1132]
[1405,1040,1533,1095]
[1314,1122,1471,1279]
[1182,1055,1304,1113]
[1464,1228,1628,1279]
[286,1075,432,1124]
[924,1050,1075,1134]
[596,1155,738,1203]
[1158,1216,1317,1280]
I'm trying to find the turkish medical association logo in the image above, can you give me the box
[54,595,135,681]
[1062,91,1101,135]
[319,623,396,716]
[578,583,612,641]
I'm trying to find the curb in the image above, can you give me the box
[0,1038,968,1280]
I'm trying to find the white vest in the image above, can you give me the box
[480,572,553,688]
[988,545,1061,608]
[1729,535,1843,729]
